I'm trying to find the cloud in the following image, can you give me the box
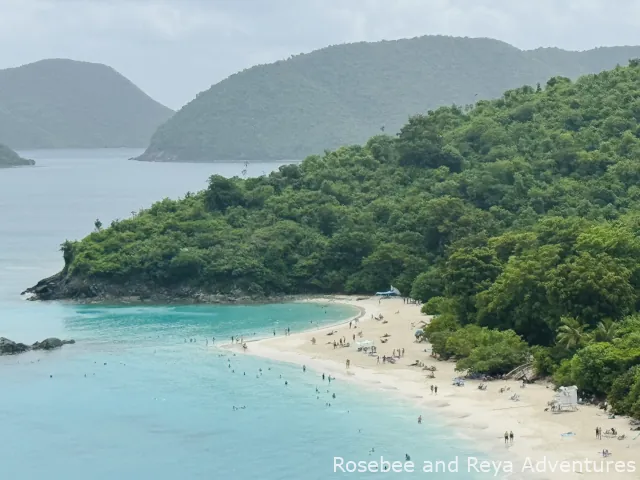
[0,0,639,108]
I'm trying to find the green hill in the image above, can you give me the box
[137,36,640,162]
[28,60,640,417]
[0,59,173,149]
[0,143,35,167]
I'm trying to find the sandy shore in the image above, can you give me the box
[227,296,639,479]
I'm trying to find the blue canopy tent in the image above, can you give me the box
[375,285,401,297]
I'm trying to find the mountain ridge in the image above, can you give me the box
[0,58,174,149]
[137,36,640,162]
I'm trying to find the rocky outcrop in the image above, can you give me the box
[0,337,30,355]
[0,336,75,355]
[21,272,288,305]
[31,338,76,350]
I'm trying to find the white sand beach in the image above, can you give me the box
[227,296,640,479]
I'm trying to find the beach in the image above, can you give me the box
[231,296,640,479]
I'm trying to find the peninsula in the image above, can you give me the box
[0,143,35,167]
[25,61,640,422]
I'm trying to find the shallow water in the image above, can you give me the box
[0,150,486,479]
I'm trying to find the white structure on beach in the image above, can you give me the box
[552,385,579,412]
[375,285,401,296]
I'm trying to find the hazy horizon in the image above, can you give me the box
[1,0,639,110]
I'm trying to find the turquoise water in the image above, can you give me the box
[0,150,485,479]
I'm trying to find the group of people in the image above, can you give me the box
[333,337,349,349]
[504,431,515,445]
[595,426,616,439]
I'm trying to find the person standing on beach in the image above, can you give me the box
[349,321,352,329]
[434,386,438,395]
[504,431,509,445]
[430,385,434,394]
[418,415,422,424]
[509,431,514,445]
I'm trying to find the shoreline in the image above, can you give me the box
[228,296,639,480]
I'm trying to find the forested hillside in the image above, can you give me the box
[137,36,640,162]
[0,143,34,167]
[29,61,640,418]
[0,59,173,149]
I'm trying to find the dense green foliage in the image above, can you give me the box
[0,143,34,167]
[56,61,640,417]
[0,59,173,149]
[139,36,640,162]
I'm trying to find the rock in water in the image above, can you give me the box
[0,337,75,355]
[0,337,30,355]
[31,338,76,351]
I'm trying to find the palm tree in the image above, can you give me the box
[593,318,619,343]
[556,316,587,350]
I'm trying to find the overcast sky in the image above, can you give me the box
[1,0,639,109]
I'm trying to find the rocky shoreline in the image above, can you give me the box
[21,271,313,305]
[0,337,75,355]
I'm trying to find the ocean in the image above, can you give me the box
[0,149,486,479]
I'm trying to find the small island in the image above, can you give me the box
[24,61,640,420]
[0,143,35,167]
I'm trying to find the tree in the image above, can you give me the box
[204,175,245,212]
[556,317,588,351]
[94,219,102,231]
[546,252,635,326]
[560,343,640,396]
[410,268,443,302]
[455,329,530,375]
[593,319,619,343]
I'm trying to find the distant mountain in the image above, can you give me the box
[0,143,34,167]
[0,59,173,149]
[137,36,640,162]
